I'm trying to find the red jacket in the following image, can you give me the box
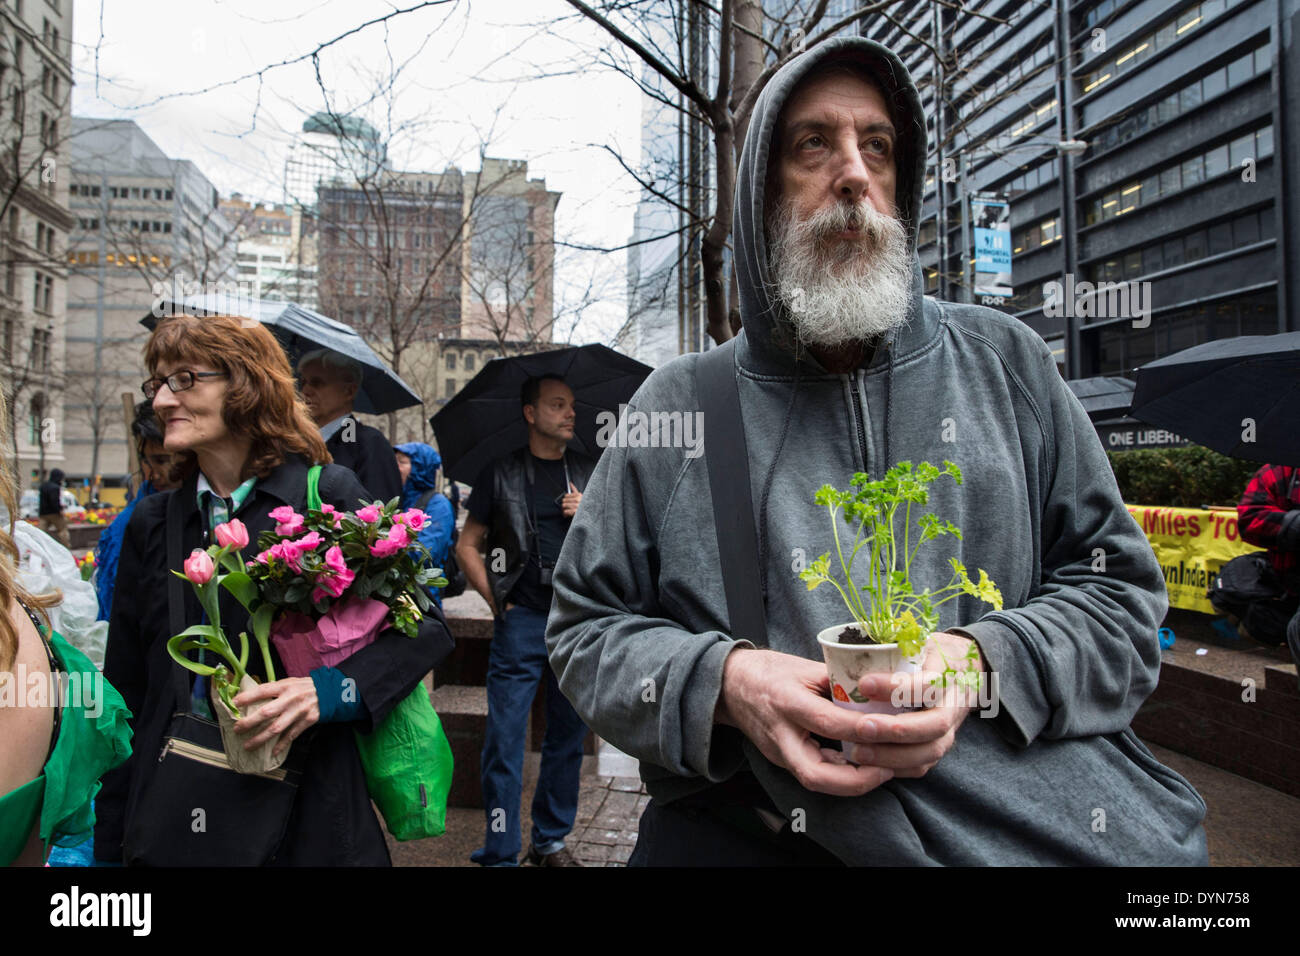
[1237,464,1300,594]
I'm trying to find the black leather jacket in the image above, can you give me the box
[486,447,595,613]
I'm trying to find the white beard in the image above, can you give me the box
[767,197,914,350]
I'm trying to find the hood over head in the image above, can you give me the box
[49,468,65,484]
[733,36,928,371]
[394,442,441,495]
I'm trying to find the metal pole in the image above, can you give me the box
[932,0,950,301]
[960,151,972,303]
[1054,0,1083,376]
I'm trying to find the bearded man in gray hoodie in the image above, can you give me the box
[546,37,1209,865]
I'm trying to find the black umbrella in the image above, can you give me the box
[431,344,653,484]
[142,294,422,414]
[1130,332,1300,464]
[1066,376,1135,422]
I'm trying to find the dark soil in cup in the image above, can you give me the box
[835,626,872,645]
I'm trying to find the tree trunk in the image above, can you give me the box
[703,0,765,345]
[731,0,765,149]
[702,112,735,347]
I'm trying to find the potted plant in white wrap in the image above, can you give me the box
[798,461,1004,752]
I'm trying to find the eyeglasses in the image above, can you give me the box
[141,370,227,400]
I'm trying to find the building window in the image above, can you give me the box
[445,352,456,370]
[32,271,52,313]
[1085,125,1273,226]
[464,353,475,372]
[30,327,51,369]
[1080,0,1247,97]
[28,395,44,446]
[1083,208,1274,282]
[445,378,456,398]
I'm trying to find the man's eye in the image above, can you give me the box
[864,137,890,155]
[801,135,825,149]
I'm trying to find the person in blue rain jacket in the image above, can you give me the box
[394,442,455,608]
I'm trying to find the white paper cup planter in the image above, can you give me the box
[817,623,924,760]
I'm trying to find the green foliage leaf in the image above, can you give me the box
[220,571,258,611]
[796,461,1000,632]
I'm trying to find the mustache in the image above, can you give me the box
[800,199,904,247]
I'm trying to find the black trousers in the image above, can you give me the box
[627,791,843,867]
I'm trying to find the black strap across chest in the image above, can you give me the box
[695,339,768,646]
[15,599,63,761]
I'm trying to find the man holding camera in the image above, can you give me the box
[457,373,595,866]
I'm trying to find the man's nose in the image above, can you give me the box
[832,135,871,202]
[152,387,178,412]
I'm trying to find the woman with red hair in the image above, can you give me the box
[95,314,453,866]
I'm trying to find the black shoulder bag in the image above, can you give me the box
[122,487,308,866]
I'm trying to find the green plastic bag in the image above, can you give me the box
[353,685,454,841]
[305,466,453,840]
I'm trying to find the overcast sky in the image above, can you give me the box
[70,0,645,342]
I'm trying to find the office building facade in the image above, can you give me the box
[0,0,75,486]
[860,0,1297,377]
[65,118,236,487]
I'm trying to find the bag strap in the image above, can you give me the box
[695,338,768,646]
[166,487,192,709]
[306,464,323,511]
[415,488,437,512]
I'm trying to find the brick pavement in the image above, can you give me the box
[567,775,648,866]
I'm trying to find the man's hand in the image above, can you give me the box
[233,677,320,756]
[716,648,894,797]
[847,631,984,777]
[561,482,582,518]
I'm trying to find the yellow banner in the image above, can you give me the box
[1125,505,1263,614]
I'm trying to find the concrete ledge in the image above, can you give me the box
[431,684,489,809]
[1133,629,1300,799]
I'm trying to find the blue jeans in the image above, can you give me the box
[471,605,588,865]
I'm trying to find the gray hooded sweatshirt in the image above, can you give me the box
[547,36,1207,865]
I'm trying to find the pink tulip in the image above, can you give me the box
[397,508,427,531]
[214,519,249,550]
[355,504,383,524]
[269,505,305,537]
[183,549,214,585]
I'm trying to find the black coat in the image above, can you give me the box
[38,479,63,515]
[326,416,403,504]
[94,454,454,865]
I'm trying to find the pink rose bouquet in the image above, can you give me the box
[244,496,446,678]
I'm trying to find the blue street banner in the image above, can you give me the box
[971,193,1012,301]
